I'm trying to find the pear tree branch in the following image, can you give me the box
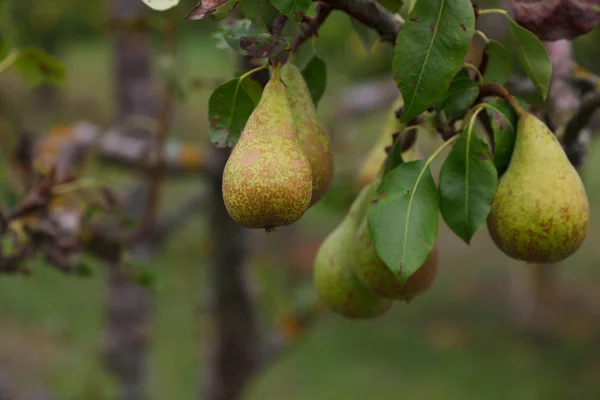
[318,0,403,44]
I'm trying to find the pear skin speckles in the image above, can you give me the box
[487,113,589,263]
[223,135,312,229]
[281,62,334,206]
[222,69,313,230]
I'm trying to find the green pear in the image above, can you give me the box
[487,112,590,263]
[313,180,393,319]
[222,66,313,230]
[357,95,417,189]
[281,61,334,206]
[353,221,439,301]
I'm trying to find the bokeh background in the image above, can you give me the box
[2,0,600,399]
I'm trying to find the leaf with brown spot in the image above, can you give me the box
[208,78,255,147]
[508,0,600,41]
[269,0,311,22]
[239,35,289,58]
[185,0,231,20]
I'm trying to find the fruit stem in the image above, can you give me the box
[463,62,483,82]
[238,63,269,83]
[477,8,510,18]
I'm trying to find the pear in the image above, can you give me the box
[354,221,439,301]
[487,112,590,263]
[313,180,393,319]
[281,61,334,206]
[357,95,418,189]
[222,66,313,230]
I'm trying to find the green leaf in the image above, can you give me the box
[482,40,513,86]
[399,0,418,18]
[434,69,479,122]
[241,77,263,106]
[393,0,475,122]
[208,78,255,147]
[350,17,379,53]
[301,55,327,106]
[439,122,498,244]
[368,160,439,283]
[14,48,66,87]
[484,98,518,176]
[508,19,552,100]
[384,134,405,173]
[142,0,180,11]
[269,0,311,22]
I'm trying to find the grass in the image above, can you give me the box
[2,33,600,400]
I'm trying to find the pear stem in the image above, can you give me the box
[238,63,269,83]
[479,83,525,117]
[476,8,510,18]
[463,62,483,82]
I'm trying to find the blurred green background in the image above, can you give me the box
[2,0,600,399]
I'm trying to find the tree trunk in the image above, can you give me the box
[111,0,157,130]
[201,148,260,400]
[102,0,156,398]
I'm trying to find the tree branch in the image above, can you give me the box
[319,0,402,44]
[292,3,333,52]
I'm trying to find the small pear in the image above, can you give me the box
[487,112,590,263]
[281,61,334,206]
[354,221,439,301]
[313,180,392,319]
[357,95,418,189]
[222,66,313,230]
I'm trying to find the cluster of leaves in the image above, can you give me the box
[368,0,553,285]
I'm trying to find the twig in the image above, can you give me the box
[319,0,403,44]
[270,14,288,37]
[292,3,333,53]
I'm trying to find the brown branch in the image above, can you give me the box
[292,3,333,53]
[270,14,289,37]
[319,0,403,44]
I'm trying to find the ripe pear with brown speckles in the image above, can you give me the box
[313,180,393,319]
[281,61,334,206]
[353,220,439,302]
[487,112,590,263]
[222,66,312,230]
[357,95,418,189]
